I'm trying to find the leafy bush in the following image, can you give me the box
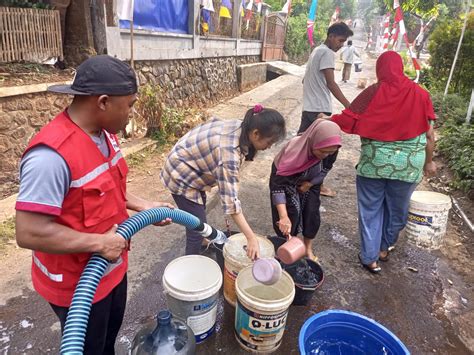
[136,84,207,145]
[432,92,473,192]
[437,120,474,192]
[431,92,468,125]
[285,13,311,62]
[136,84,165,137]
[283,0,355,63]
[427,12,474,99]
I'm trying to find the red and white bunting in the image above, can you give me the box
[382,13,391,51]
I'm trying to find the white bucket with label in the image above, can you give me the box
[223,233,275,307]
[235,265,295,353]
[162,255,222,343]
[406,191,452,249]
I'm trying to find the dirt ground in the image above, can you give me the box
[0,26,473,354]
[0,63,73,87]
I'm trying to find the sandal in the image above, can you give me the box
[358,255,381,274]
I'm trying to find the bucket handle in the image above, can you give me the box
[297,286,317,291]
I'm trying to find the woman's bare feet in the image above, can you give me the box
[320,184,337,197]
[304,238,318,262]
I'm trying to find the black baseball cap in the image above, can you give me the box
[48,55,138,96]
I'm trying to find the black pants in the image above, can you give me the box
[298,111,332,134]
[271,184,322,240]
[50,274,127,355]
[172,192,207,255]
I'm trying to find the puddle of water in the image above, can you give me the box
[328,228,354,250]
[20,319,33,329]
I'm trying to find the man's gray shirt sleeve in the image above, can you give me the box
[319,48,335,70]
[17,145,71,213]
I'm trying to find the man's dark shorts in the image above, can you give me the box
[298,111,332,134]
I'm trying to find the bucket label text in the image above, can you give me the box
[408,212,433,226]
[235,299,289,352]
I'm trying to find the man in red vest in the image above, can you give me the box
[15,55,173,354]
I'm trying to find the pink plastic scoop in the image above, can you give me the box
[252,258,282,285]
[277,236,306,265]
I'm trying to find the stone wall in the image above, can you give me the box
[0,55,262,199]
[0,93,71,198]
[134,55,261,108]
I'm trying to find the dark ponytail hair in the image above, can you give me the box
[240,105,286,161]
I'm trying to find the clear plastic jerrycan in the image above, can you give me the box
[130,310,196,355]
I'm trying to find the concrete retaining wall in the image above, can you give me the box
[237,63,267,92]
[0,55,261,198]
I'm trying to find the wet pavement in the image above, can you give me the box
[1,24,473,355]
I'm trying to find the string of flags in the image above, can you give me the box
[329,6,340,26]
[372,1,421,82]
[307,0,318,47]
[382,12,390,50]
[392,0,421,82]
[201,0,272,34]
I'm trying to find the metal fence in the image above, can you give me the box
[0,7,62,63]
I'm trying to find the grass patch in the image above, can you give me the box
[0,218,16,250]
[126,146,157,169]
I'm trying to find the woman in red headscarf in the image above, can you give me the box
[332,51,437,274]
[269,119,342,261]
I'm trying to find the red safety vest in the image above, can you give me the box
[23,111,129,307]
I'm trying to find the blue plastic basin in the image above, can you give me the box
[299,310,410,355]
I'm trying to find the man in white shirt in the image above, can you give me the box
[299,22,353,134]
[340,40,360,82]
[299,23,353,197]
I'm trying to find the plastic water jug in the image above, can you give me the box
[130,310,196,355]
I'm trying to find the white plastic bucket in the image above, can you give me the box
[162,255,222,343]
[223,233,275,307]
[235,265,295,353]
[406,191,452,249]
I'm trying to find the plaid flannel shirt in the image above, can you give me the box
[161,118,246,215]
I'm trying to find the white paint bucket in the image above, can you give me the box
[406,191,452,249]
[223,233,275,307]
[162,255,222,343]
[235,265,295,353]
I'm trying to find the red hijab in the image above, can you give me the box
[332,51,435,141]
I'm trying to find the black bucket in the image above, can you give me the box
[267,236,324,306]
[210,231,239,272]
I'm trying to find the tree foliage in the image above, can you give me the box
[283,0,356,61]
[376,0,464,18]
[427,11,474,98]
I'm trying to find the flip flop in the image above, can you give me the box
[358,255,381,274]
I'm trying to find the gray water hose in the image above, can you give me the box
[59,207,226,354]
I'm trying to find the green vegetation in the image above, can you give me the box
[0,218,16,249]
[425,12,474,99]
[282,0,356,62]
[431,93,473,192]
[0,0,52,9]
[136,83,207,145]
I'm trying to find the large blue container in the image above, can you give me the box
[299,310,410,355]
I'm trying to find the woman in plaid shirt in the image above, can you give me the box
[161,105,286,259]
